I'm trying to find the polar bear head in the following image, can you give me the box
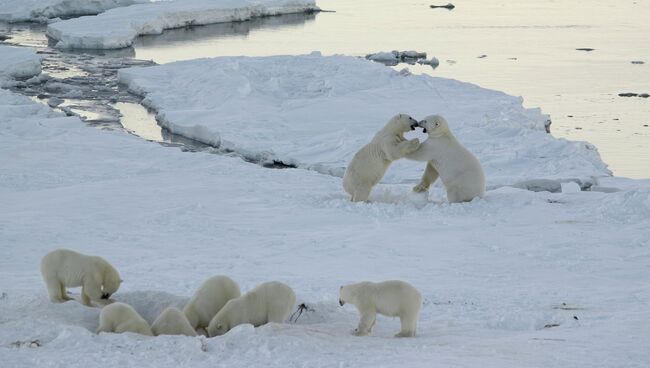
[417,115,450,137]
[381,114,419,137]
[339,283,367,306]
[100,261,122,300]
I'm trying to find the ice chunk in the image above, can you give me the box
[46,0,320,49]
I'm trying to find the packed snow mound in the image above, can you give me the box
[46,0,319,49]
[119,53,611,186]
[0,45,42,82]
[0,0,144,23]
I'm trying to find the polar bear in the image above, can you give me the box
[40,249,122,307]
[183,275,241,334]
[151,307,197,337]
[97,302,153,336]
[343,114,420,202]
[406,115,485,203]
[339,280,422,337]
[207,281,296,337]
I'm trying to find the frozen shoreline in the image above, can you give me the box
[46,0,319,49]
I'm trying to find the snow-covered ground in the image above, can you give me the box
[119,53,611,186]
[46,0,319,49]
[2,46,650,368]
[0,0,143,23]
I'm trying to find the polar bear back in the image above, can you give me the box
[41,248,115,288]
[425,136,484,193]
[98,302,153,336]
[152,307,197,336]
[207,281,296,336]
[183,275,241,329]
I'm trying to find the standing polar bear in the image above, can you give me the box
[207,281,296,337]
[40,249,121,307]
[339,280,422,337]
[183,275,241,334]
[407,115,485,203]
[97,302,153,336]
[343,114,420,202]
[151,307,197,336]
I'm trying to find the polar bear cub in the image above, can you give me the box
[343,114,420,202]
[406,115,485,203]
[151,307,197,336]
[207,281,296,337]
[183,275,241,333]
[97,302,153,336]
[40,248,122,307]
[339,280,422,337]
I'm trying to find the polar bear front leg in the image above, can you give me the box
[353,310,376,336]
[383,139,420,161]
[351,186,372,202]
[81,277,103,307]
[44,279,66,303]
[395,314,417,337]
[413,162,439,193]
[60,284,73,301]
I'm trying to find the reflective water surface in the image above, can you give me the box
[134,0,650,178]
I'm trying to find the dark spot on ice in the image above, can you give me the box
[576,48,595,52]
[573,316,579,320]
[543,323,560,328]
[619,92,638,97]
[430,3,455,10]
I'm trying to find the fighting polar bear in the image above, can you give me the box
[339,280,422,337]
[183,275,241,334]
[97,302,153,336]
[152,307,197,336]
[207,281,296,337]
[407,115,485,203]
[343,114,420,202]
[40,249,121,307]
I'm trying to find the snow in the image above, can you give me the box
[0,0,143,23]
[2,45,649,367]
[0,45,42,82]
[46,0,319,49]
[119,53,611,187]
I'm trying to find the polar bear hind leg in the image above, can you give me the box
[413,162,439,193]
[395,314,417,337]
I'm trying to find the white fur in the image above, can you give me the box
[151,307,197,337]
[97,302,153,336]
[343,114,420,202]
[207,281,296,337]
[183,275,241,332]
[406,115,485,203]
[40,248,122,307]
[339,280,422,337]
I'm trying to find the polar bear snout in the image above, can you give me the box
[101,293,110,299]
[339,299,345,306]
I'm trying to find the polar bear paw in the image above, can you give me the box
[412,182,429,193]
